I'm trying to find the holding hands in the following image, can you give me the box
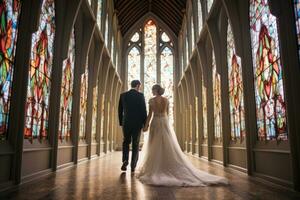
[143,124,149,132]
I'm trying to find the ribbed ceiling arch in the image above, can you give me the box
[114,0,186,36]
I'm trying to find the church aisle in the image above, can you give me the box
[1,152,299,200]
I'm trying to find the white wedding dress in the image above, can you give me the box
[136,96,228,187]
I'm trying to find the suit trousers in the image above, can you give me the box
[122,125,142,169]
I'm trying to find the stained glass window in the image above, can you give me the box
[161,32,170,42]
[24,0,55,139]
[212,53,222,139]
[105,14,109,46]
[191,16,195,49]
[79,62,88,140]
[97,0,102,29]
[127,47,141,89]
[198,0,203,33]
[227,22,246,141]
[249,0,287,140]
[131,32,140,42]
[144,20,157,103]
[161,47,174,125]
[294,0,300,57]
[91,86,98,140]
[0,0,21,140]
[127,19,175,128]
[202,82,208,138]
[185,34,189,66]
[58,29,75,141]
[111,36,114,63]
[207,0,213,12]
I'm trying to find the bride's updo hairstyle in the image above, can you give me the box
[152,84,165,96]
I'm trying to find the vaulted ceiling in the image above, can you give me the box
[114,0,186,36]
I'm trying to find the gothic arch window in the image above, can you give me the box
[127,46,141,89]
[24,0,55,141]
[126,19,175,126]
[0,0,21,140]
[212,52,222,140]
[227,21,246,141]
[249,0,287,140]
[58,29,75,141]
[198,0,203,34]
[79,59,89,140]
[191,15,195,50]
[294,0,300,57]
[202,77,208,139]
[91,84,98,140]
[97,0,103,29]
[105,13,109,46]
[207,0,213,13]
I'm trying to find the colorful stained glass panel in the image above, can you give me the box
[202,83,208,139]
[144,20,157,103]
[91,86,98,139]
[79,67,88,140]
[0,0,21,140]
[294,0,300,57]
[24,0,55,139]
[249,0,287,140]
[227,22,246,141]
[58,29,75,141]
[212,53,222,140]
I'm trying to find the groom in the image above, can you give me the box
[118,80,147,172]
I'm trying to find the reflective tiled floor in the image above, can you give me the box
[1,152,299,200]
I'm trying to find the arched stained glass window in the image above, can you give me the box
[207,0,213,13]
[127,19,175,127]
[161,47,174,125]
[79,60,89,140]
[191,16,195,49]
[91,86,98,140]
[198,0,203,33]
[144,20,157,103]
[105,14,109,46]
[97,0,102,29]
[294,0,300,57]
[0,0,21,140]
[127,47,141,89]
[131,32,140,42]
[161,32,170,42]
[58,29,75,141]
[212,53,222,140]
[249,0,287,140]
[24,0,55,140]
[202,82,208,139]
[185,34,189,66]
[227,22,246,141]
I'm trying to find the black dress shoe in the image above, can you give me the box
[121,161,128,171]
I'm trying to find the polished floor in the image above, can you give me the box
[1,152,299,200]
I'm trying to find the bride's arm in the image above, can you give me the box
[143,103,153,132]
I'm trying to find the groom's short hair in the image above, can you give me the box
[131,80,141,88]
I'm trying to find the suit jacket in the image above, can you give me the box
[118,89,147,129]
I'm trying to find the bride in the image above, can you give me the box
[136,84,228,187]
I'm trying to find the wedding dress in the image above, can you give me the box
[136,96,228,187]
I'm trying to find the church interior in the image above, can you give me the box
[0,0,300,199]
